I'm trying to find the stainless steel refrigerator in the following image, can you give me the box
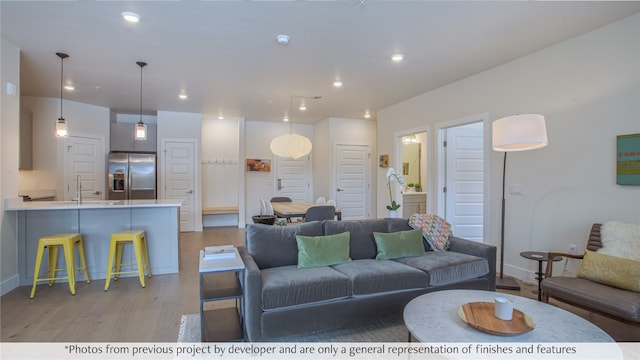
[107,152,157,200]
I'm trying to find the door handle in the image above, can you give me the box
[94,191,101,195]
[187,190,193,194]
[277,179,282,190]
[337,188,344,192]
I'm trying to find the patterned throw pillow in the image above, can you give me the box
[408,214,452,251]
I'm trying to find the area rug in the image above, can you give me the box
[177,314,408,342]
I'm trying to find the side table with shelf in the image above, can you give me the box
[519,251,562,301]
[199,248,245,342]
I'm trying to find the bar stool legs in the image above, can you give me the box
[104,230,151,291]
[30,233,90,299]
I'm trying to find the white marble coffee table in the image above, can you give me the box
[404,289,613,342]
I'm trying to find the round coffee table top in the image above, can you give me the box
[404,289,613,342]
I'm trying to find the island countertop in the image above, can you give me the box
[4,198,182,211]
[5,197,182,285]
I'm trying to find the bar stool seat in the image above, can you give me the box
[104,230,151,291]
[30,233,90,299]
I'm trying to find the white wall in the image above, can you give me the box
[1,37,21,295]
[377,14,640,282]
[157,111,204,231]
[20,97,110,199]
[314,117,377,211]
[244,121,313,224]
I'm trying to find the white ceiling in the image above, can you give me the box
[2,1,638,124]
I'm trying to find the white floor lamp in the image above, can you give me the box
[492,114,548,290]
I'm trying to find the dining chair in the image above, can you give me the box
[304,206,336,222]
[315,197,326,205]
[326,199,336,207]
[264,201,275,216]
[270,197,292,202]
[259,198,267,215]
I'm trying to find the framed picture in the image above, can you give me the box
[379,154,389,168]
[246,158,271,172]
[616,133,640,185]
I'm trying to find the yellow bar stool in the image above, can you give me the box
[104,230,151,291]
[30,233,90,299]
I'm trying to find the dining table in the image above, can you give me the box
[270,201,342,221]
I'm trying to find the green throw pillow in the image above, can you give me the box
[373,229,426,260]
[296,231,352,268]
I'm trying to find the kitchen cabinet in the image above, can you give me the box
[110,123,157,152]
[20,111,33,170]
[403,192,427,218]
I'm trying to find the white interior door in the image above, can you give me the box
[444,122,484,241]
[275,156,310,202]
[64,136,104,201]
[163,140,196,232]
[335,144,370,220]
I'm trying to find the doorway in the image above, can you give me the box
[64,136,104,201]
[437,116,487,242]
[162,139,197,232]
[398,131,427,218]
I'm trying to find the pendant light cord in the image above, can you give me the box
[60,55,63,119]
[137,62,147,125]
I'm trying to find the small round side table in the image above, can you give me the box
[519,251,563,301]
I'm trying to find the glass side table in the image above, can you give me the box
[519,251,563,301]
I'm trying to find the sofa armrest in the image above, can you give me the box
[237,246,263,341]
[448,236,497,290]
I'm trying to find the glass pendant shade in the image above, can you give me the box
[55,117,68,137]
[135,122,147,141]
[270,133,313,159]
[492,114,548,152]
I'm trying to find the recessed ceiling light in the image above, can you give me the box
[121,12,141,23]
[391,53,404,62]
[64,85,75,91]
[276,34,290,45]
[333,80,343,88]
[218,115,224,120]
[364,110,371,119]
[178,94,187,100]
[299,103,307,111]
[283,112,289,122]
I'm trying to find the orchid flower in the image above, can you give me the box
[386,168,405,210]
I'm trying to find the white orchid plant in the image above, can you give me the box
[386,168,406,211]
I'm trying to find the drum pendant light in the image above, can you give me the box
[134,61,148,141]
[55,52,69,137]
[270,95,321,159]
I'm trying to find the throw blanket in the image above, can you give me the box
[599,221,640,261]
[408,214,452,251]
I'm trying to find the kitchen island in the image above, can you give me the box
[4,198,182,285]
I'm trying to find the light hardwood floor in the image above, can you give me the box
[1,227,637,342]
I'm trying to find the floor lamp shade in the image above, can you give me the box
[492,114,548,290]
[492,114,548,152]
[270,133,313,159]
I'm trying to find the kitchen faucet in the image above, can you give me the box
[76,175,82,205]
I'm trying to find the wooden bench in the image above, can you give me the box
[202,206,238,215]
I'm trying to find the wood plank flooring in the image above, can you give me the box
[1,227,637,342]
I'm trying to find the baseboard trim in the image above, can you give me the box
[1,274,19,296]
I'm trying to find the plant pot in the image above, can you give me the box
[252,215,276,225]
[388,210,399,218]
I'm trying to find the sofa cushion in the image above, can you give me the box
[261,265,352,310]
[296,232,352,268]
[385,218,413,233]
[395,252,489,286]
[577,250,640,292]
[323,219,389,260]
[331,259,428,295]
[373,229,425,260]
[541,276,640,323]
[245,222,323,269]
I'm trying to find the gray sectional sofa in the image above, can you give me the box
[237,218,496,341]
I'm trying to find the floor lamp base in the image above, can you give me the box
[496,276,521,290]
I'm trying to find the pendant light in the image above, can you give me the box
[134,61,148,141]
[55,52,69,137]
[270,95,321,159]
